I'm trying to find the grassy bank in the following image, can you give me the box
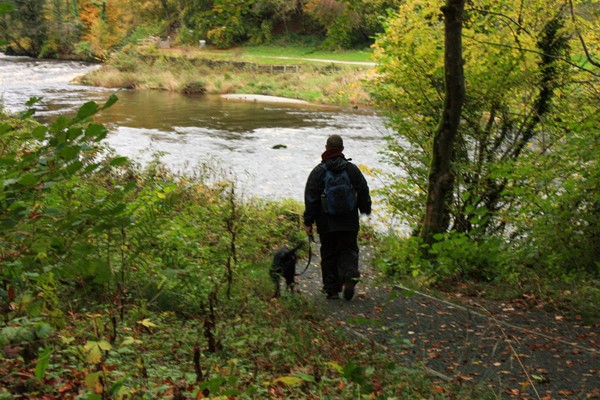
[78,44,375,107]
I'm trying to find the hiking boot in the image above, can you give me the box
[326,292,340,300]
[343,279,356,301]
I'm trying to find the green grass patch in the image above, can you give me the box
[238,44,375,63]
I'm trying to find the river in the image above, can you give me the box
[0,53,404,231]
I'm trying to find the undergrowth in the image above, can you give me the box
[0,98,483,399]
[372,232,600,324]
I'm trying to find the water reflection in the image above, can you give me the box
[96,91,342,133]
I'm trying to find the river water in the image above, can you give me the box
[1,54,404,230]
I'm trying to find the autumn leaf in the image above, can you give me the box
[272,376,303,387]
[326,361,343,373]
[121,336,142,346]
[85,371,103,393]
[84,340,112,364]
[433,385,446,393]
[137,318,158,329]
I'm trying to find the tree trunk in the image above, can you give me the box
[420,0,465,248]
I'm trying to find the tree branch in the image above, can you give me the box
[463,35,600,77]
[568,0,600,68]
[467,7,532,36]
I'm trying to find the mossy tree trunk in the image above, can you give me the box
[420,0,465,249]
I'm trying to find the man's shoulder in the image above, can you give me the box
[308,163,327,179]
[344,160,361,173]
[313,162,326,171]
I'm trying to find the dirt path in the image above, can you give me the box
[296,245,600,399]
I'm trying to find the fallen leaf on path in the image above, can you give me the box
[433,385,445,393]
[456,375,473,382]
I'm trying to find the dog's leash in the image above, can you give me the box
[296,233,315,276]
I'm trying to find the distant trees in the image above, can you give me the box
[77,0,132,60]
[1,0,47,56]
[1,0,131,59]
[0,0,401,58]
[303,0,403,49]
[181,0,397,49]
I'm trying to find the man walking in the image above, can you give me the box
[303,135,372,300]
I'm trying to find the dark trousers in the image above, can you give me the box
[319,230,360,294]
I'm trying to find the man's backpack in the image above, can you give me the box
[320,166,357,215]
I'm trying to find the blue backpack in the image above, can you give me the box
[320,166,357,215]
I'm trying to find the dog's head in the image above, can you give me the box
[272,242,304,283]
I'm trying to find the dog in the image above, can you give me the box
[270,242,304,298]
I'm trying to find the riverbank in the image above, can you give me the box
[77,45,376,108]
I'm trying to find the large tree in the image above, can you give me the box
[419,0,465,247]
[372,0,599,274]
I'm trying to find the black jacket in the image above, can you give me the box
[303,156,372,233]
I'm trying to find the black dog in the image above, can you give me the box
[270,242,304,298]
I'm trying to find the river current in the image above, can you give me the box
[0,53,404,231]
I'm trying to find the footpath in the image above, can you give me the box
[297,246,600,399]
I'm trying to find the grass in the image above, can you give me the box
[237,44,375,63]
[154,43,375,65]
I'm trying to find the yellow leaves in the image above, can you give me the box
[121,336,142,346]
[84,371,103,393]
[60,335,75,345]
[271,376,304,387]
[84,340,112,364]
[357,163,379,177]
[326,361,343,373]
[137,318,158,329]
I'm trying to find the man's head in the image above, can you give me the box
[326,134,344,151]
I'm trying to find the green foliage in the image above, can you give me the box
[371,0,600,285]
[0,317,53,347]
[0,0,46,56]
[304,0,401,50]
[1,96,117,272]
[195,0,256,49]
[247,19,273,45]
[503,112,600,276]
[304,0,358,50]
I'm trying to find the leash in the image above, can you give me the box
[296,233,315,276]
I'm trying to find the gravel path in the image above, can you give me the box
[295,244,600,399]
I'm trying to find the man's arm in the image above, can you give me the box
[350,164,372,215]
[303,166,322,228]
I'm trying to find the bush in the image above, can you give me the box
[207,26,240,49]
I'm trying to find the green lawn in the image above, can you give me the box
[239,44,375,63]
[158,43,376,66]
